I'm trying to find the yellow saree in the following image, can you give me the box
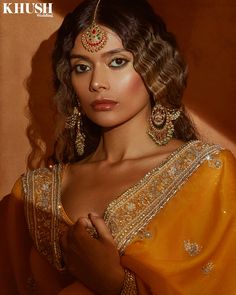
[1,140,236,294]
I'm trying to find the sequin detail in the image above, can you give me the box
[184,240,202,256]
[202,261,214,274]
[138,229,153,240]
[22,165,68,271]
[206,154,222,169]
[104,141,222,254]
[120,269,137,294]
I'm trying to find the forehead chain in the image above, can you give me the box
[81,0,108,53]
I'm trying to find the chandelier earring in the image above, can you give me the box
[65,106,86,156]
[147,102,181,146]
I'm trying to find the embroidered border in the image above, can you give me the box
[103,141,222,254]
[22,141,222,269]
[22,165,66,270]
[23,168,54,265]
[52,164,65,270]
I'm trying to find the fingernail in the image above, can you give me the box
[79,217,90,227]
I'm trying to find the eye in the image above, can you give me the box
[109,58,128,68]
[73,64,91,74]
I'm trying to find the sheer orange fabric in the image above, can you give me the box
[122,150,236,294]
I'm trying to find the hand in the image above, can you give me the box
[61,213,125,295]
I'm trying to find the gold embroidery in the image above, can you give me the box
[202,261,214,274]
[120,269,137,295]
[206,153,222,169]
[184,240,202,256]
[104,141,222,254]
[22,165,68,271]
[22,141,222,270]
[138,229,153,240]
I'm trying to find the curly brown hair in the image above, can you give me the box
[51,0,198,164]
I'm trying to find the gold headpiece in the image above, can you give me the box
[81,0,107,53]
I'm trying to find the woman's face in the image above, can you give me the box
[70,26,150,128]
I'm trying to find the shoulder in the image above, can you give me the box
[194,140,236,171]
[21,164,63,200]
[10,177,24,201]
[185,140,233,166]
[185,141,236,189]
[22,165,56,180]
[216,148,236,166]
[170,140,235,186]
[211,148,236,184]
[7,164,63,204]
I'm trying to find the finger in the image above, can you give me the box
[72,217,93,241]
[76,217,91,229]
[76,217,100,240]
[88,213,114,243]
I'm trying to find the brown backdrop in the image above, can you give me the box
[0,0,236,198]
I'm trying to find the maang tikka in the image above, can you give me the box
[65,107,85,156]
[147,103,181,146]
[81,0,107,53]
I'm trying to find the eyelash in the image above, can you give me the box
[109,58,129,68]
[72,57,129,74]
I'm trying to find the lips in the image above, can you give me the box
[91,99,118,111]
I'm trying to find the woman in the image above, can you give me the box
[1,0,236,294]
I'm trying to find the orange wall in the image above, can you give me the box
[0,0,235,198]
[153,0,236,150]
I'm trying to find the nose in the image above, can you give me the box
[89,65,110,92]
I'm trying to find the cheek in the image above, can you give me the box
[118,71,148,98]
[71,75,85,97]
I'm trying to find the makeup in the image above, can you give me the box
[91,99,118,111]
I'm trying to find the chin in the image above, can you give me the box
[93,120,122,129]
[88,116,127,129]
[85,111,124,127]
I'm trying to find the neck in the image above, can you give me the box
[90,104,158,163]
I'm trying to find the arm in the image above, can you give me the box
[60,150,236,295]
[61,213,125,295]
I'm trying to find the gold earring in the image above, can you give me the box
[65,107,85,156]
[75,110,85,156]
[65,107,79,129]
[147,103,181,146]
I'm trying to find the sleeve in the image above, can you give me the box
[120,149,236,295]
[0,178,33,294]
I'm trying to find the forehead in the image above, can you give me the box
[71,25,124,55]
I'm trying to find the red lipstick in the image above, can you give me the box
[91,99,118,111]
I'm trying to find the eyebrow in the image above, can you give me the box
[70,48,129,60]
